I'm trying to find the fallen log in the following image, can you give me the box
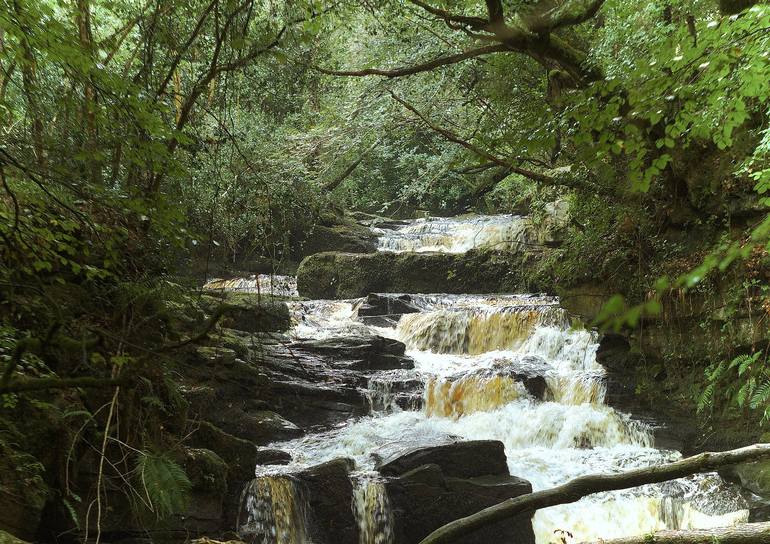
[418,443,770,544]
[580,522,770,543]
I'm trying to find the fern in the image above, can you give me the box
[750,379,770,410]
[135,451,191,520]
[698,382,716,413]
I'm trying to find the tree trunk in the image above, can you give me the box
[13,0,45,170]
[580,522,770,544]
[418,444,770,544]
[76,0,101,185]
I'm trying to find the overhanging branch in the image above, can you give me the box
[314,44,509,78]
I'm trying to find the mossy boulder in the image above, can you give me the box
[185,448,228,496]
[296,249,537,299]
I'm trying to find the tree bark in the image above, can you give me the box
[580,522,770,544]
[418,444,770,544]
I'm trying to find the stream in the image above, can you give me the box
[234,215,749,544]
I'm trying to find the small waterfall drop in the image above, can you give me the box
[353,476,395,544]
[238,476,307,544]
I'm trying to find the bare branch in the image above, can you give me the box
[314,44,509,78]
[407,0,490,30]
[418,444,770,544]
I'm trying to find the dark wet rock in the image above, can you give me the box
[380,442,534,544]
[596,334,704,453]
[189,421,260,479]
[296,458,358,544]
[357,293,421,317]
[185,382,304,445]
[296,249,533,299]
[292,335,414,371]
[254,447,292,466]
[378,440,509,479]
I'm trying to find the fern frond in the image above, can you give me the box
[750,379,770,410]
[698,382,716,413]
[135,451,191,520]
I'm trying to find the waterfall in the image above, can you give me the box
[238,476,307,544]
[228,215,749,544]
[424,371,528,418]
[353,476,394,544]
[396,305,567,354]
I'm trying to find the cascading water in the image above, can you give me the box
[238,215,749,543]
[204,274,298,297]
[374,214,531,253]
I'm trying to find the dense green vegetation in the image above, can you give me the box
[0,0,769,540]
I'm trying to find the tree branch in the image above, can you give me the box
[418,444,770,544]
[407,0,490,31]
[526,0,607,34]
[314,44,509,78]
[580,523,770,544]
[389,91,584,190]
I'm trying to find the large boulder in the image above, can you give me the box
[296,458,358,544]
[378,441,534,544]
[377,440,508,479]
[297,249,533,299]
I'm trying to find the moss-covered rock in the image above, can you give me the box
[296,249,539,299]
[185,448,228,496]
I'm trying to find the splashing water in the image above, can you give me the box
[238,216,748,543]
